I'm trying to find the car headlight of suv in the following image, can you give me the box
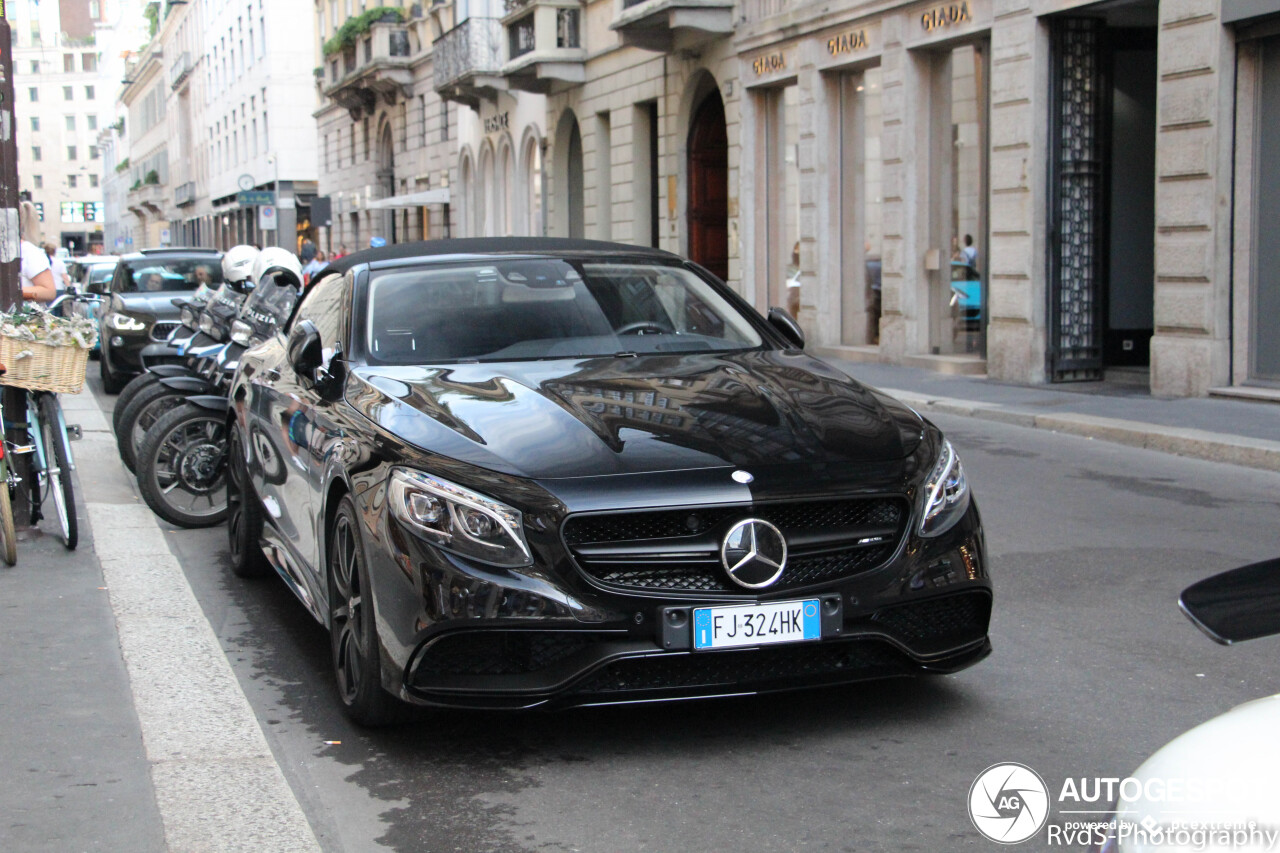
[388,468,532,568]
[229,319,254,346]
[108,312,147,332]
[918,438,971,537]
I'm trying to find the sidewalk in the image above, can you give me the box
[826,359,1280,472]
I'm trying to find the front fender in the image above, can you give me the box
[184,395,230,414]
[146,364,192,378]
[159,375,215,394]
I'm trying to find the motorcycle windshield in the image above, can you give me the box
[240,274,300,339]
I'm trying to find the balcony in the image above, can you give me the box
[609,0,734,52]
[127,180,167,216]
[500,0,586,94]
[174,182,196,207]
[323,22,414,119]
[170,51,193,90]
[433,17,505,108]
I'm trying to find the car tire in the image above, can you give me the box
[328,495,409,726]
[113,372,163,436]
[226,425,269,579]
[116,382,186,474]
[99,348,127,394]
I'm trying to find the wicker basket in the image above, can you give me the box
[0,336,90,394]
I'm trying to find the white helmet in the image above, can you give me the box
[253,247,303,289]
[221,245,260,285]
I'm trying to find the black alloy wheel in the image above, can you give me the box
[112,372,163,436]
[136,403,229,528]
[328,496,406,726]
[116,382,187,473]
[226,425,269,578]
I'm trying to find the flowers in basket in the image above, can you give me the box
[0,307,99,358]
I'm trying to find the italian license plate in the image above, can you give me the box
[692,599,821,651]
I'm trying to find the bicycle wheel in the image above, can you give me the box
[0,459,16,566]
[39,394,78,550]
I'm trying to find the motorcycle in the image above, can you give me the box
[114,280,249,473]
[132,268,301,528]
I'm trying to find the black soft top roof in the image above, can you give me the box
[318,238,681,277]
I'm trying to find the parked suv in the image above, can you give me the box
[97,248,223,392]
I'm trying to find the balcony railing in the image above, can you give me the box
[324,22,415,114]
[500,0,586,93]
[169,51,192,89]
[174,181,196,207]
[433,17,504,102]
[610,0,735,51]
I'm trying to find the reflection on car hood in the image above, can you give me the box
[348,351,912,480]
[114,289,197,318]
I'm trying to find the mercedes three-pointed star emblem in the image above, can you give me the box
[720,518,788,589]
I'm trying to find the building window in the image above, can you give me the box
[34,203,45,221]
[90,145,99,160]
[837,67,885,347]
[85,85,95,100]
[68,175,78,189]
[363,118,370,161]
[82,53,97,72]
[63,86,74,100]
[64,53,75,72]
[29,87,38,102]
[30,60,39,74]
[68,146,78,160]
[90,0,101,16]
[90,174,99,188]
[30,117,39,131]
[34,175,43,189]
[88,115,98,131]
[33,146,42,161]
[350,126,355,164]
[441,102,450,142]
[66,115,76,131]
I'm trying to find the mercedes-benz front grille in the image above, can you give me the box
[562,497,909,594]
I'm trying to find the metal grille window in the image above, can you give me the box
[1048,18,1105,381]
[509,16,534,59]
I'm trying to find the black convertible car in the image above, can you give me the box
[227,238,991,723]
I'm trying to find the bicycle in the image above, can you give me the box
[0,368,17,565]
[0,293,96,553]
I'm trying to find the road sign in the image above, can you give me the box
[259,205,277,231]
[237,190,275,207]
[159,228,171,244]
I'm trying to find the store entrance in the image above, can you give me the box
[687,92,729,282]
[1048,6,1157,381]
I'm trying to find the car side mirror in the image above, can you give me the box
[86,280,105,296]
[1180,557,1280,645]
[767,307,805,349]
[287,319,324,382]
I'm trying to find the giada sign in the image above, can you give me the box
[921,1,972,32]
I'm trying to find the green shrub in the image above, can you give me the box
[322,7,405,57]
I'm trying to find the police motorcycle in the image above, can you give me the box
[113,247,261,473]
[133,252,304,529]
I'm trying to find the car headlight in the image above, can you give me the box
[918,438,971,537]
[108,313,147,332]
[388,468,532,568]
[230,319,253,346]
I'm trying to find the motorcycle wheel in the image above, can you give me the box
[112,372,164,436]
[116,383,187,474]
[136,402,228,528]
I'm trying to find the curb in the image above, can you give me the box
[881,388,1280,473]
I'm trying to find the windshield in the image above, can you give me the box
[364,259,763,364]
[242,273,300,333]
[120,258,223,293]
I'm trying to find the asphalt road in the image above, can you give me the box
[90,381,1280,852]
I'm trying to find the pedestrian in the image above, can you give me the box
[300,238,316,265]
[333,244,348,259]
[301,250,327,286]
[44,242,71,292]
[962,234,978,276]
[18,202,58,306]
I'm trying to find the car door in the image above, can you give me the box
[248,271,351,578]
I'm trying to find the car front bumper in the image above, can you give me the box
[367,494,991,710]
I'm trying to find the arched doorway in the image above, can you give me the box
[687,92,729,281]
[377,124,395,243]
[554,111,585,238]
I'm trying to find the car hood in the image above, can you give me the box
[347,351,917,480]
[1116,693,1280,852]
[112,290,196,318]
